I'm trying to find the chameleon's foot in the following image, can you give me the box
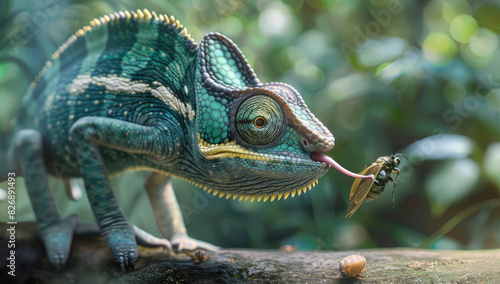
[104,224,138,271]
[171,233,220,252]
[133,224,172,251]
[39,214,79,270]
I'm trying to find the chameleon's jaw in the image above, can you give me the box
[187,137,327,202]
[184,153,373,203]
[180,176,320,203]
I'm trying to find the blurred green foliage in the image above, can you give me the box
[0,0,499,252]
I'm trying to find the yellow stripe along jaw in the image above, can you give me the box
[190,178,319,203]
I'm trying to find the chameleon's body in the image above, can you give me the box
[0,9,364,270]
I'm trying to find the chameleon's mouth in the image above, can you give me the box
[196,138,372,202]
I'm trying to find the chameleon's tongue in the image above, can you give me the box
[311,153,374,180]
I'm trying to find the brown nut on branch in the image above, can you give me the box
[339,254,366,278]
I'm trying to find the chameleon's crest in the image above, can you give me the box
[199,33,261,91]
[29,9,196,93]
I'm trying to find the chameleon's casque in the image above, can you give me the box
[0,9,369,270]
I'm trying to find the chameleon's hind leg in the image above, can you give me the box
[12,129,78,270]
[145,172,220,252]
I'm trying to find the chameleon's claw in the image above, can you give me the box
[40,214,79,271]
[54,257,65,272]
[49,252,65,271]
[114,247,137,271]
[105,224,138,271]
[128,252,136,271]
[119,256,125,271]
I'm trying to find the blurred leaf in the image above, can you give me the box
[403,134,474,163]
[358,37,408,67]
[376,49,419,84]
[425,158,480,216]
[327,73,370,103]
[420,199,500,249]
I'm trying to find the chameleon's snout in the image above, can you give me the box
[310,153,374,180]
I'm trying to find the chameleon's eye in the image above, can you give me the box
[235,95,284,146]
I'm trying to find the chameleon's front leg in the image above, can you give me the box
[69,116,167,270]
[145,172,220,252]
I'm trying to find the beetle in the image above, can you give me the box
[345,146,408,219]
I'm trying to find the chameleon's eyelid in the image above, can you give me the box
[229,89,291,124]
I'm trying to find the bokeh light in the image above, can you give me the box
[469,28,498,57]
[449,14,478,44]
[258,2,292,37]
[423,33,457,65]
[442,0,472,23]
[486,88,500,110]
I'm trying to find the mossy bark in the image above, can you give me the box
[1,223,499,283]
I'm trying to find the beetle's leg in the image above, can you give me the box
[390,168,400,207]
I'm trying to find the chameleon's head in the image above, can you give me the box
[189,33,364,202]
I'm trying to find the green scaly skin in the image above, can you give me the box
[0,9,337,270]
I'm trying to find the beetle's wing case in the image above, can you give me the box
[345,163,383,219]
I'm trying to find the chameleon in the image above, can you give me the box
[0,9,373,270]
